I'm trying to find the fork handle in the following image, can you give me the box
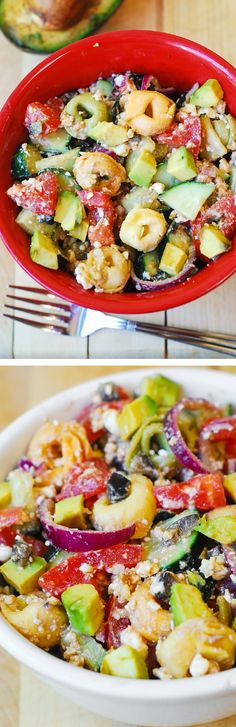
[130,322,236,357]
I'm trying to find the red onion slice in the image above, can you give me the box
[164,398,221,474]
[39,499,135,552]
[141,75,155,90]
[131,246,196,292]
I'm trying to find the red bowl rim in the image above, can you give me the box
[1,29,236,314]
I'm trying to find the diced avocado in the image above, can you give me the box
[11,143,42,179]
[190,79,224,107]
[54,495,86,529]
[0,0,123,53]
[55,191,83,231]
[135,250,159,280]
[89,121,128,146]
[36,148,80,173]
[167,224,191,253]
[226,114,236,150]
[61,583,104,636]
[159,182,215,221]
[95,78,113,97]
[141,374,181,407]
[153,161,179,189]
[200,116,227,161]
[70,220,89,242]
[159,242,187,276]
[170,583,211,626]
[16,209,56,237]
[0,481,11,508]
[126,149,157,188]
[30,230,58,270]
[223,474,236,502]
[121,187,159,213]
[117,395,157,440]
[199,224,230,259]
[0,556,47,594]
[101,645,148,679]
[212,119,230,146]
[196,513,236,544]
[167,146,197,182]
[35,129,71,154]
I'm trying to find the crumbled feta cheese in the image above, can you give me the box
[151,182,165,194]
[189,653,210,677]
[121,626,148,658]
[200,555,228,581]
[0,545,12,562]
[79,563,94,574]
[153,667,173,680]
[103,408,121,436]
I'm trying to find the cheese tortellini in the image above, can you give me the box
[124,90,176,136]
[75,245,131,293]
[120,207,167,251]
[73,152,126,194]
[28,420,96,471]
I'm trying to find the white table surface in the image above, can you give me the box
[0,0,236,360]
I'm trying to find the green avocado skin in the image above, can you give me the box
[0,0,123,53]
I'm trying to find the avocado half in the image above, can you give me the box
[0,0,123,53]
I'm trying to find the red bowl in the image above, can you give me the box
[1,29,236,314]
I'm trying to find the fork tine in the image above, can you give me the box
[4,304,70,324]
[7,293,72,312]
[3,313,67,335]
[9,285,57,296]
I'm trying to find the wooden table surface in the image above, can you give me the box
[1,0,236,359]
[0,363,236,727]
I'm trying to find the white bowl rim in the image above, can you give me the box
[1,366,236,702]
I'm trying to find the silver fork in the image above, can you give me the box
[3,285,236,356]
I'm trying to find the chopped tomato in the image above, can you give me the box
[39,544,142,597]
[57,459,109,502]
[7,171,58,216]
[77,398,130,444]
[191,195,236,259]
[24,98,64,137]
[154,473,226,511]
[79,190,116,246]
[156,115,201,158]
[106,596,130,649]
[0,526,16,546]
[23,536,47,557]
[0,507,23,529]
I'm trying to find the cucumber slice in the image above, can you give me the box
[54,170,79,193]
[11,143,42,179]
[159,181,215,221]
[154,161,179,189]
[145,509,199,568]
[35,129,71,153]
[36,147,80,173]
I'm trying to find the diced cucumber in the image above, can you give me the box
[154,161,179,189]
[145,509,199,567]
[135,249,159,279]
[36,147,80,173]
[159,182,215,221]
[95,78,113,97]
[121,186,159,213]
[55,191,83,231]
[16,209,56,237]
[167,223,191,253]
[200,116,227,161]
[54,170,79,193]
[212,118,230,146]
[11,143,42,179]
[30,230,58,269]
[35,128,71,153]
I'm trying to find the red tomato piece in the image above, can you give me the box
[57,459,109,502]
[23,536,47,557]
[0,526,16,546]
[191,195,236,258]
[156,115,201,158]
[154,473,226,511]
[77,398,130,444]
[0,507,23,529]
[7,171,58,216]
[39,544,143,597]
[24,98,63,137]
[78,190,116,246]
[106,596,130,649]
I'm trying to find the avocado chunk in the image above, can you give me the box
[159,181,215,221]
[89,121,128,147]
[159,242,187,276]
[167,223,191,253]
[30,230,59,270]
[126,149,157,188]
[55,191,83,231]
[70,220,89,241]
[11,143,42,179]
[101,645,148,679]
[190,79,224,107]
[16,209,56,237]
[141,374,181,406]
[223,473,236,501]
[0,556,47,594]
[170,583,211,626]
[226,114,236,150]
[0,481,11,508]
[167,146,197,182]
[153,161,179,189]
[35,129,71,154]
[212,119,230,147]
[36,148,80,174]
[200,224,230,259]
[0,0,123,53]
[61,583,104,636]
[196,512,236,544]
[54,495,86,529]
[200,116,227,161]
[118,395,157,440]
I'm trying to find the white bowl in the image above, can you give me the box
[1,367,236,727]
